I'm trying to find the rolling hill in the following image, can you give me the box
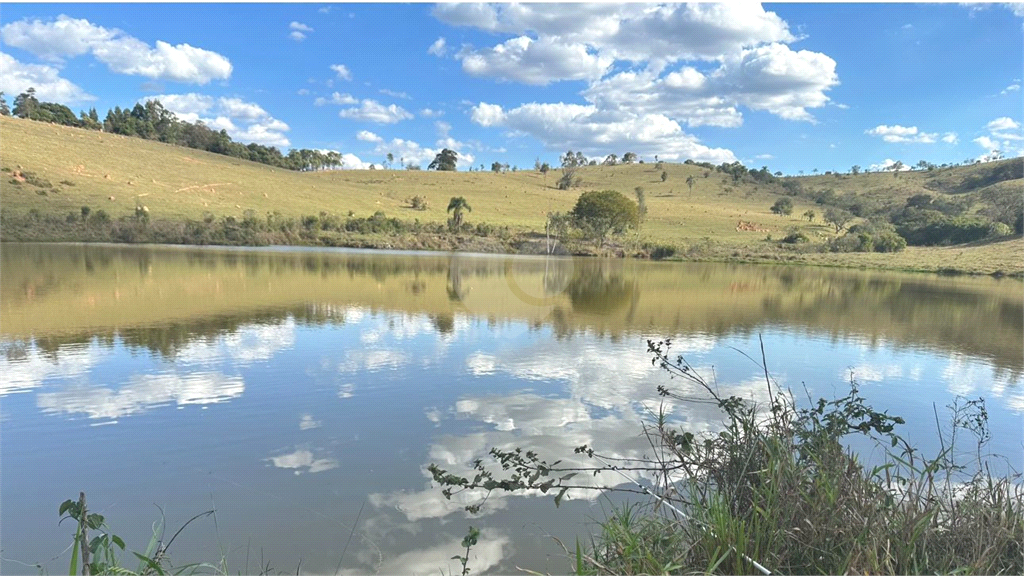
[1,115,1021,275]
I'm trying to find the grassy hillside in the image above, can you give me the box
[2,116,1021,275]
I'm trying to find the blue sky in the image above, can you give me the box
[1,2,1021,173]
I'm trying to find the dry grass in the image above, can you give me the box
[2,116,1021,275]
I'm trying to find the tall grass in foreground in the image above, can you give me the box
[431,339,1024,575]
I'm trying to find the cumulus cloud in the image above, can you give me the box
[140,93,291,147]
[942,132,959,144]
[1001,82,1021,95]
[420,107,444,118]
[974,116,1024,159]
[869,158,913,172]
[0,51,94,103]
[356,130,384,143]
[379,88,411,100]
[470,101,735,163]
[428,37,447,57]
[330,63,352,80]
[1,15,231,84]
[457,36,613,85]
[338,99,414,124]
[288,22,313,41]
[436,4,837,156]
[865,124,940,144]
[313,91,358,106]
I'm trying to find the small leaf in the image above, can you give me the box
[59,500,74,517]
[111,535,126,550]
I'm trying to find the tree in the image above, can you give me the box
[603,154,618,166]
[447,196,472,229]
[558,149,586,190]
[890,160,904,177]
[622,152,638,164]
[0,92,9,116]
[386,152,394,169]
[429,148,458,171]
[661,170,668,182]
[12,88,39,119]
[824,207,853,233]
[491,161,503,173]
[850,165,861,175]
[570,189,639,247]
[803,209,816,223]
[634,186,647,224]
[685,174,695,195]
[771,197,794,216]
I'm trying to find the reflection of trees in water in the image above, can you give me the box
[431,313,456,334]
[566,261,638,315]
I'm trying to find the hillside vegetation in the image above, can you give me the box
[1,116,1021,275]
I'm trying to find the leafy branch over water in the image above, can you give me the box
[428,339,1023,575]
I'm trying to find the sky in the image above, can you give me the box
[1,2,1021,174]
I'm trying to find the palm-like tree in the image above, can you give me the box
[685,175,696,195]
[447,196,472,228]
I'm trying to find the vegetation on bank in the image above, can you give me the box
[2,111,1022,276]
[430,340,1024,575]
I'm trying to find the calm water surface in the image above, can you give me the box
[2,243,1021,574]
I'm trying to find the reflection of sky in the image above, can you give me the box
[2,306,1021,575]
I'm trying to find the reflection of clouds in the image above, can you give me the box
[266,447,339,475]
[943,354,1024,413]
[339,527,509,576]
[338,349,408,373]
[36,371,244,420]
[371,341,778,524]
[843,363,905,383]
[338,383,355,398]
[299,413,321,430]
[0,342,104,396]
[176,319,296,366]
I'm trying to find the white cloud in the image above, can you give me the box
[470,101,736,163]
[419,107,444,118]
[341,152,372,169]
[218,97,268,121]
[974,116,1024,159]
[330,63,352,81]
[457,36,613,85]
[139,93,291,147]
[296,88,310,96]
[865,124,940,144]
[986,116,1022,139]
[1001,83,1021,95]
[314,91,358,106]
[437,3,837,157]
[428,37,447,57]
[755,153,774,159]
[433,3,794,64]
[288,19,314,41]
[469,102,506,127]
[2,15,232,84]
[379,88,411,100]
[974,135,999,150]
[435,120,452,137]
[869,158,913,172]
[357,130,383,143]
[942,132,959,144]
[0,51,94,103]
[339,99,414,124]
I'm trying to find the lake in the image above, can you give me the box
[1,242,1021,575]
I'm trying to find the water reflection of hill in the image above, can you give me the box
[3,243,1021,376]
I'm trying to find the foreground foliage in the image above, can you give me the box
[430,340,1024,575]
